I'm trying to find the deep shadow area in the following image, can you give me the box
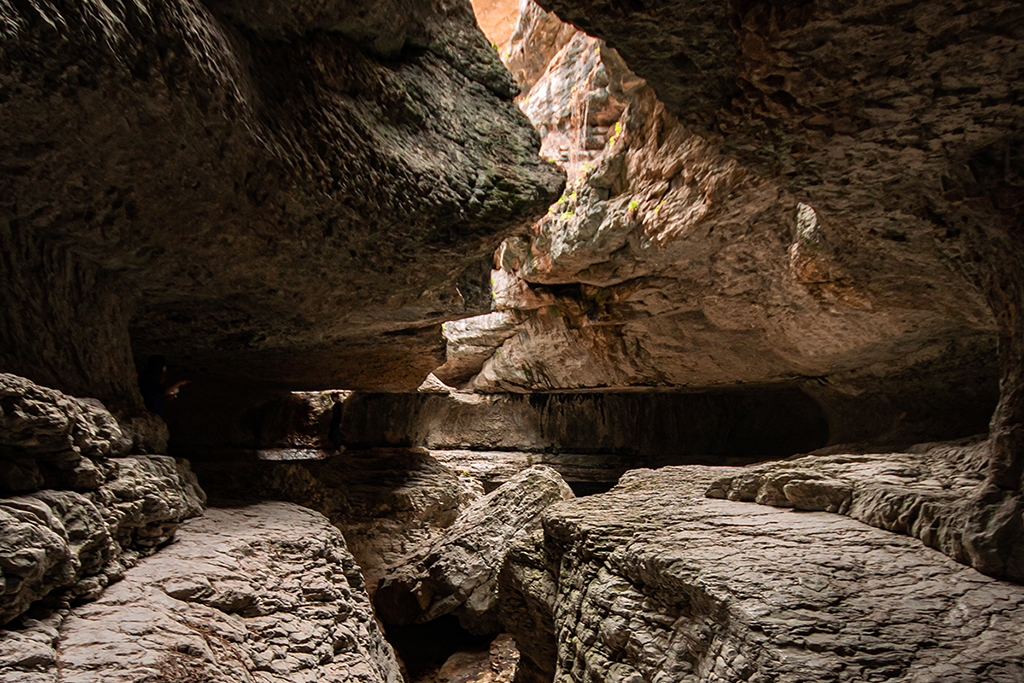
[384,615,493,680]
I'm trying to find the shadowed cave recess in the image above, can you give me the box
[1,0,1024,682]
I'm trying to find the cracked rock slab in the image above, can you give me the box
[502,465,1024,683]
[706,439,1024,583]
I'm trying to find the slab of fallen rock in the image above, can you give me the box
[501,465,1024,683]
[375,466,573,635]
[707,438,1024,583]
[0,503,401,683]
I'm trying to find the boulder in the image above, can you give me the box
[375,465,573,634]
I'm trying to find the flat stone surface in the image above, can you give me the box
[1,503,401,683]
[707,439,1024,583]
[503,465,1024,683]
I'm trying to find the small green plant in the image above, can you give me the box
[560,210,575,220]
[628,197,640,211]
[653,199,665,215]
[607,120,624,147]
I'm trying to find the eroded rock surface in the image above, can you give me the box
[708,438,1024,583]
[1,0,562,399]
[375,465,573,635]
[502,465,1024,683]
[0,454,205,626]
[192,448,482,595]
[0,373,167,495]
[0,503,401,683]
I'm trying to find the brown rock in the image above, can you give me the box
[0,0,562,400]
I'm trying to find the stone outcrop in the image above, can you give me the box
[375,465,573,635]
[453,8,998,405]
[0,374,205,626]
[707,438,1024,583]
[1,0,562,401]
[0,373,167,495]
[0,454,205,626]
[192,448,483,595]
[501,465,1024,683]
[0,502,402,683]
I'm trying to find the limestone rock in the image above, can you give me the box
[437,633,520,683]
[192,447,483,595]
[0,455,204,626]
[502,465,1024,682]
[531,0,1024,590]
[0,503,402,683]
[0,374,164,495]
[1,0,562,400]
[375,465,573,634]
[707,438,1024,583]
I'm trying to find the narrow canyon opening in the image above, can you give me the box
[1,0,1023,682]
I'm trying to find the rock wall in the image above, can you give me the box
[501,465,1024,683]
[513,0,1024,585]
[0,375,205,626]
[448,8,998,403]
[0,0,562,399]
[0,503,402,683]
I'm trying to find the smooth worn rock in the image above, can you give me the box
[192,447,482,595]
[1,0,562,400]
[0,455,204,626]
[375,465,573,635]
[502,465,1024,683]
[0,503,402,683]
[707,438,1024,583]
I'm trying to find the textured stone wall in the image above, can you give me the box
[0,0,562,398]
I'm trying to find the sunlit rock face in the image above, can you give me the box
[0,0,563,400]
[530,0,1024,547]
[437,3,998,448]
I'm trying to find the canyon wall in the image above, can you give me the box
[0,0,562,401]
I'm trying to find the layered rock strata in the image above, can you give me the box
[0,374,205,626]
[1,0,562,399]
[526,0,1024,585]
[448,3,997,406]
[708,438,1024,583]
[501,465,1024,683]
[375,465,573,635]
[0,502,402,683]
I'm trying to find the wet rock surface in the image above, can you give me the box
[0,502,401,683]
[375,465,573,635]
[707,438,1024,583]
[502,465,1024,683]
